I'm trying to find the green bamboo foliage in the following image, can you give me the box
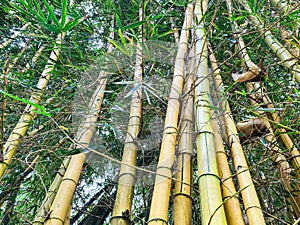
[251,82,300,178]
[0,23,29,49]
[194,1,227,224]
[0,30,66,179]
[173,47,195,225]
[111,5,144,225]
[239,0,300,84]
[244,82,300,218]
[148,3,193,224]
[209,48,246,225]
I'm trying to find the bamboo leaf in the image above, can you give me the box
[42,0,61,29]
[115,13,123,28]
[61,0,68,27]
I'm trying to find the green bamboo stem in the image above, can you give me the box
[194,1,227,224]
[239,0,300,84]
[148,3,193,225]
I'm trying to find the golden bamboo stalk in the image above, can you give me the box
[148,3,193,225]
[239,0,300,84]
[43,19,114,224]
[0,31,66,179]
[0,23,29,49]
[173,46,195,225]
[194,1,227,224]
[209,48,246,225]
[43,71,108,225]
[211,52,266,225]
[111,5,144,224]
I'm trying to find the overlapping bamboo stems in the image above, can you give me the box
[251,81,300,178]
[147,3,193,224]
[245,82,300,217]
[173,46,195,225]
[42,22,113,225]
[238,0,300,84]
[0,30,67,179]
[0,23,29,49]
[209,48,246,225]
[216,8,266,223]
[21,44,46,73]
[193,1,227,224]
[111,5,144,225]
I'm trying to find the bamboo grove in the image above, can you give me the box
[0,0,299,224]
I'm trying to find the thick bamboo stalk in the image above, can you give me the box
[147,3,193,225]
[211,54,266,225]
[239,0,300,84]
[111,5,144,225]
[209,49,246,225]
[194,1,227,224]
[0,23,29,49]
[0,31,66,179]
[173,47,195,225]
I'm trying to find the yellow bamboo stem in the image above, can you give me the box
[148,3,193,225]
[0,31,66,179]
[194,1,227,224]
[210,49,246,225]
[211,52,266,225]
[173,46,195,225]
[111,5,144,225]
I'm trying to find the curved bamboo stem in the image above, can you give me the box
[239,0,300,84]
[148,3,193,225]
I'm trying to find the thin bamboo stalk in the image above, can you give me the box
[147,3,193,225]
[252,82,300,178]
[209,48,246,225]
[239,0,300,84]
[173,46,195,225]
[21,44,46,73]
[42,20,114,224]
[211,52,266,225]
[111,5,144,225]
[43,72,108,225]
[0,30,66,179]
[0,23,29,49]
[226,0,260,82]
[245,82,300,217]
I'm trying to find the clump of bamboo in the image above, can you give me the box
[148,3,193,224]
[194,1,227,224]
[111,4,144,225]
